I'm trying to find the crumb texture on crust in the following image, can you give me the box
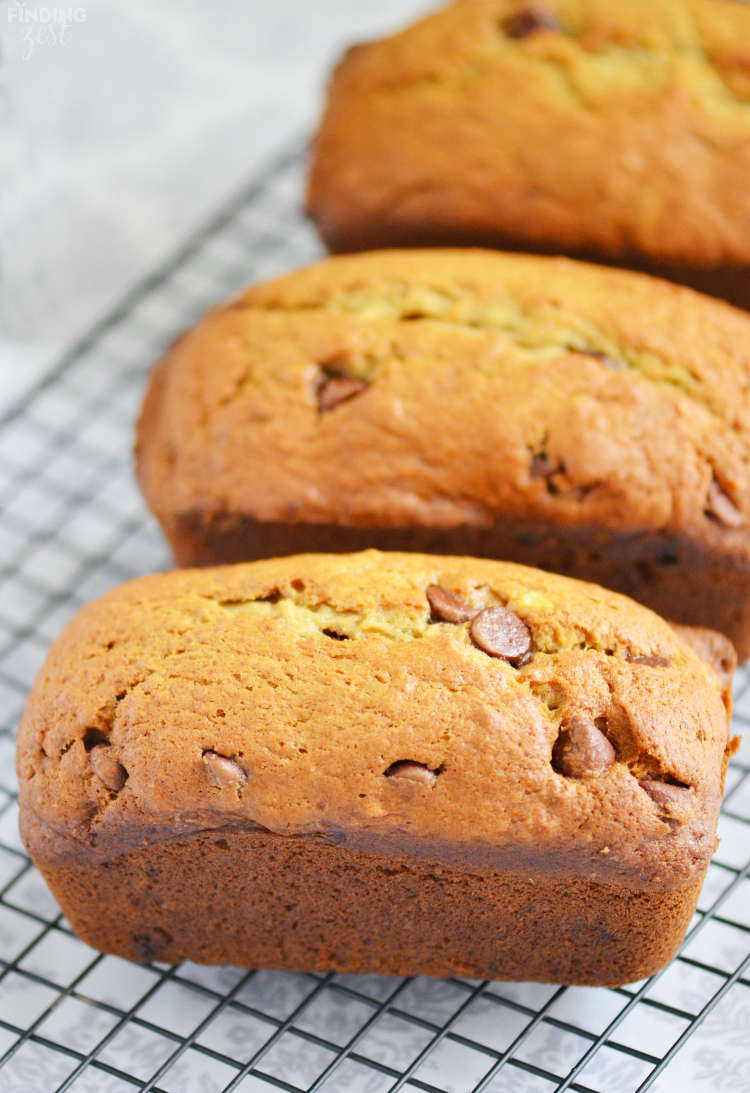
[307,0,750,268]
[17,551,732,888]
[135,249,750,579]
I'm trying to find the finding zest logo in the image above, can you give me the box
[6,2,88,60]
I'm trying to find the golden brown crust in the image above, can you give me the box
[18,551,730,879]
[307,0,750,282]
[135,249,750,652]
[17,551,733,981]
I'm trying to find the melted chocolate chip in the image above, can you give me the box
[89,745,128,792]
[318,374,369,413]
[530,454,555,479]
[385,760,438,785]
[552,716,615,779]
[706,480,745,528]
[639,781,693,808]
[426,585,476,624]
[502,7,560,37]
[83,727,110,750]
[203,751,247,789]
[670,623,736,691]
[627,654,671,668]
[470,606,532,665]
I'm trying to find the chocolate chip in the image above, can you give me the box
[670,623,736,691]
[551,716,616,779]
[385,760,437,785]
[470,606,532,665]
[89,745,128,792]
[639,781,693,808]
[426,585,476,624]
[322,628,349,641]
[203,751,247,789]
[706,480,745,528]
[530,453,564,492]
[83,726,110,750]
[502,7,560,37]
[627,654,671,668]
[318,374,369,413]
[530,454,555,479]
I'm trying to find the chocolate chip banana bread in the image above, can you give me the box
[17,552,738,985]
[307,0,750,310]
[135,249,750,657]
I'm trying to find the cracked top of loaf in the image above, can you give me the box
[17,551,735,886]
[136,249,750,560]
[307,0,750,265]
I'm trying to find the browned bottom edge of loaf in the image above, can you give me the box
[33,826,701,987]
[320,224,750,313]
[171,513,750,660]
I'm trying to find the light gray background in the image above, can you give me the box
[0,0,437,415]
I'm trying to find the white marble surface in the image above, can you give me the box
[0,0,437,416]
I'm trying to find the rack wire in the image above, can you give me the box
[0,143,748,1093]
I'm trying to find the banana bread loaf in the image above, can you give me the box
[17,552,738,985]
[307,0,750,310]
[135,249,750,657]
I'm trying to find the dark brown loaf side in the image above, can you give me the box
[135,250,750,657]
[17,552,738,984]
[307,0,750,311]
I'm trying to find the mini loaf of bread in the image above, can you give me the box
[17,552,737,985]
[136,249,750,656]
[307,0,750,310]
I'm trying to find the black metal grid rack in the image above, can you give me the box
[0,145,748,1093]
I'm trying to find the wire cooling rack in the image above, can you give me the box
[0,145,749,1093]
